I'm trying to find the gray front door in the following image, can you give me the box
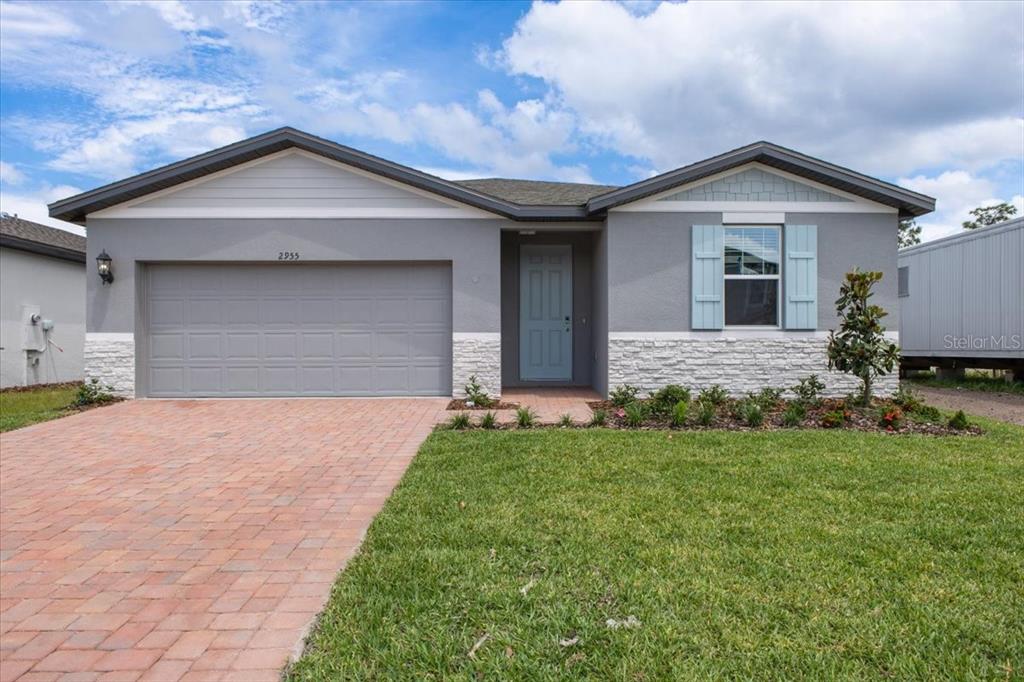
[144,262,451,397]
[519,245,572,381]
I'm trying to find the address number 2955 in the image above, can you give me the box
[278,251,300,260]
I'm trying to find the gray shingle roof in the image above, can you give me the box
[0,213,86,261]
[454,178,620,206]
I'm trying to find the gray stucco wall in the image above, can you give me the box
[592,227,609,396]
[500,230,596,388]
[606,211,899,332]
[0,246,86,387]
[85,218,502,335]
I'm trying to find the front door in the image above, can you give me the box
[519,245,572,381]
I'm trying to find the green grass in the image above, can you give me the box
[0,384,80,432]
[908,370,1024,396]
[290,424,1024,681]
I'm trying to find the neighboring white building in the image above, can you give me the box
[0,213,87,388]
[898,217,1024,379]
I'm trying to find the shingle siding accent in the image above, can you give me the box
[659,169,852,203]
[84,333,135,397]
[452,333,501,399]
[607,336,898,398]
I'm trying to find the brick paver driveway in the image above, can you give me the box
[0,398,446,682]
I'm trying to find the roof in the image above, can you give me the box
[0,213,86,263]
[49,127,936,223]
[899,216,1023,258]
[454,178,619,206]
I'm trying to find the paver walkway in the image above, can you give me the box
[0,398,445,682]
[489,388,600,424]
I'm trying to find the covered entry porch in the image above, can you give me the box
[500,228,606,393]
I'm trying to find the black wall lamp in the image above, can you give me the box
[96,250,114,284]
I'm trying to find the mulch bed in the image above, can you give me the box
[0,381,83,394]
[446,399,520,411]
[586,398,982,436]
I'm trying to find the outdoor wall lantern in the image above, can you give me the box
[96,250,114,285]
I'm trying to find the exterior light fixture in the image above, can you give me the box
[96,250,114,284]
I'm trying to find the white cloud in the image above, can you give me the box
[497,1,1024,176]
[899,170,1023,242]
[0,183,86,235]
[0,161,26,186]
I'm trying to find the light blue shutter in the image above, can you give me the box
[691,225,724,329]
[784,224,817,330]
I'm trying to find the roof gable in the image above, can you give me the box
[657,167,851,203]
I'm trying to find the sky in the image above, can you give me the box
[1,0,1021,242]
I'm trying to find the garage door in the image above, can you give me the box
[144,263,451,397]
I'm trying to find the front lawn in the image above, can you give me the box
[290,425,1023,680]
[0,383,81,432]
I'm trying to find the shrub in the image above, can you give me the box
[670,400,689,428]
[516,407,537,428]
[623,401,647,427]
[737,398,764,427]
[792,374,826,405]
[781,402,806,427]
[558,413,574,428]
[463,375,495,408]
[649,384,691,415]
[479,411,498,429]
[821,409,849,429]
[893,384,923,412]
[699,384,729,406]
[878,406,903,430]
[609,384,641,407]
[446,412,471,430]
[75,379,115,407]
[910,404,943,423]
[947,410,970,430]
[589,409,607,427]
[826,269,900,405]
[695,400,716,426]
[753,387,783,410]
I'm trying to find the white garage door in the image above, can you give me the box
[144,263,451,397]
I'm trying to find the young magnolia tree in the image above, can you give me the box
[826,269,899,404]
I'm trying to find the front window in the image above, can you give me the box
[724,226,780,326]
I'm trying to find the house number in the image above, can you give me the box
[278,251,300,260]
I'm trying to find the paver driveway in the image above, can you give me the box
[0,398,446,682]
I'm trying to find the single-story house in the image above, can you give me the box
[48,127,934,399]
[0,213,87,388]
[899,216,1023,379]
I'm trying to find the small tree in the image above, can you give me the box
[826,269,899,405]
[962,202,1017,230]
[898,217,921,248]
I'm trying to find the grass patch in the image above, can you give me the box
[0,383,81,432]
[290,424,1024,680]
[908,370,1024,396]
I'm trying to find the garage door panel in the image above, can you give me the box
[146,263,451,397]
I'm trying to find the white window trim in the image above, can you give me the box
[724,225,782,329]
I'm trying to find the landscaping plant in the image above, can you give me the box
[558,414,574,428]
[670,400,689,428]
[446,412,471,430]
[698,384,729,406]
[826,269,900,405]
[623,401,647,427]
[781,401,806,427]
[878,406,903,430]
[479,412,497,429]
[821,409,849,429]
[75,378,115,407]
[649,384,691,415]
[589,409,607,427]
[463,374,495,408]
[948,410,970,431]
[609,384,641,407]
[516,407,537,428]
[791,374,826,405]
[695,399,717,426]
[737,398,764,427]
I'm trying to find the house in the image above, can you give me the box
[48,127,934,399]
[0,213,87,388]
[899,217,1023,381]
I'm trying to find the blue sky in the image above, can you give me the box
[1,0,1021,241]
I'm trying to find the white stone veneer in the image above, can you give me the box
[608,334,899,398]
[452,333,501,398]
[84,333,135,398]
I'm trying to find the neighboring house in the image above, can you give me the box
[899,217,1023,379]
[0,214,86,388]
[48,127,934,399]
